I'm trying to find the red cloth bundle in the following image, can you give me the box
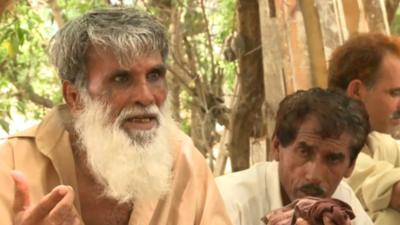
[261,197,355,225]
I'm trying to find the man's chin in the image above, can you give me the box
[122,128,158,146]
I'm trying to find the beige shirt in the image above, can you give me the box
[216,161,373,225]
[345,131,400,223]
[0,105,233,225]
[347,132,400,213]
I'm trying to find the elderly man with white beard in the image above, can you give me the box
[0,8,233,225]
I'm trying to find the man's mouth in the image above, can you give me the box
[390,111,400,120]
[122,114,159,130]
[297,184,325,197]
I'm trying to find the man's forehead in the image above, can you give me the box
[86,45,163,67]
[295,131,351,152]
[297,115,350,139]
[85,45,114,61]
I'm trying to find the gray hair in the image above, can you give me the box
[49,8,169,89]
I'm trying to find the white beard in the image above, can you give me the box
[74,95,175,203]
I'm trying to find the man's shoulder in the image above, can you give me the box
[169,129,213,178]
[1,105,68,152]
[368,131,399,148]
[215,162,276,224]
[215,161,273,198]
[6,125,38,139]
[216,161,273,182]
[367,131,400,165]
[1,125,39,154]
[172,129,209,162]
[4,105,67,139]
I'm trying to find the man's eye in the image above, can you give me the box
[327,154,343,164]
[298,147,310,158]
[389,89,400,97]
[113,74,129,83]
[147,71,164,82]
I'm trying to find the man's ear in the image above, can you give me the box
[346,79,365,99]
[272,135,281,161]
[63,80,83,113]
[344,160,356,178]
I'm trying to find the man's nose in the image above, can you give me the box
[131,82,155,107]
[396,99,400,110]
[304,160,324,184]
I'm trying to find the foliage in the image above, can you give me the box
[0,2,60,132]
[57,0,108,20]
[391,6,400,34]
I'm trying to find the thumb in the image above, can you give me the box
[295,218,310,225]
[11,170,31,213]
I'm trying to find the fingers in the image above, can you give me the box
[267,209,293,225]
[11,172,81,225]
[295,218,310,225]
[24,185,69,224]
[11,170,31,213]
[48,186,78,224]
[322,215,336,225]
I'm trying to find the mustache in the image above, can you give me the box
[390,111,400,120]
[298,183,326,197]
[116,105,160,123]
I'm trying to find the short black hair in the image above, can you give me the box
[274,88,370,162]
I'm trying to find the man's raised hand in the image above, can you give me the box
[11,170,82,225]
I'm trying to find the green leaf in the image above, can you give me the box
[0,118,9,133]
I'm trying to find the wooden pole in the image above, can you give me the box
[298,0,328,88]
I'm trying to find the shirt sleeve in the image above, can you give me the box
[342,182,374,225]
[345,152,400,212]
[215,164,269,225]
[215,176,244,225]
[183,141,234,225]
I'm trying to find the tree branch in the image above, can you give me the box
[20,86,54,108]
[199,0,217,82]
[4,62,54,108]
[47,0,64,28]
[0,0,12,16]
[386,0,400,25]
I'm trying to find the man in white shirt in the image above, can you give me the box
[216,88,373,225]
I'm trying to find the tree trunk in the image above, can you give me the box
[316,0,342,57]
[169,6,183,123]
[299,0,328,88]
[340,0,362,37]
[275,0,313,91]
[47,0,64,28]
[191,102,207,156]
[258,0,286,161]
[362,0,390,33]
[227,0,265,172]
[385,0,400,25]
[0,0,12,15]
[214,82,239,176]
